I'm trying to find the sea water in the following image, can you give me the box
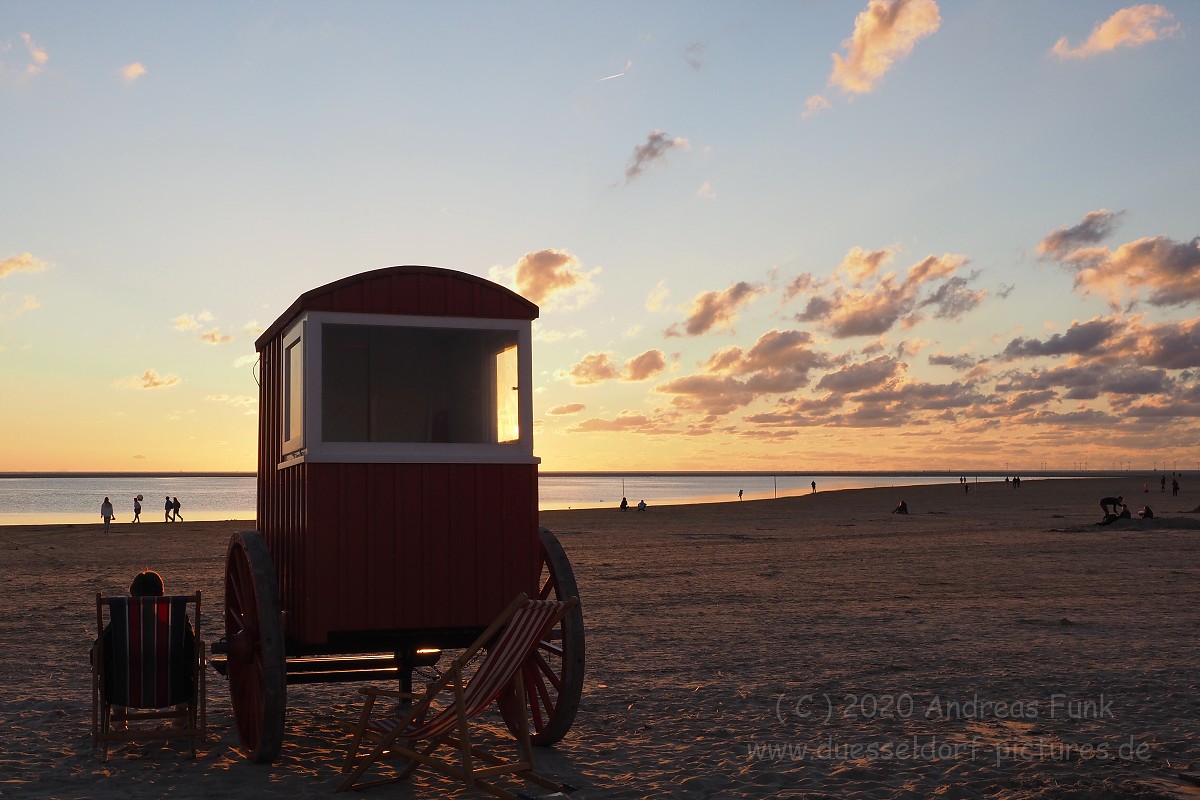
[0,473,998,525]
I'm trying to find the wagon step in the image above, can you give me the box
[209,651,442,685]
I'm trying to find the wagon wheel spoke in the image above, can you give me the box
[536,639,564,658]
[532,650,563,692]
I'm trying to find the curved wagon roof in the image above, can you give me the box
[256,265,539,351]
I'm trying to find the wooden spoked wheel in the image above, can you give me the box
[225,531,286,763]
[500,527,585,746]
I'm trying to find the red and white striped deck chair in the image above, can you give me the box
[91,593,206,759]
[340,593,578,799]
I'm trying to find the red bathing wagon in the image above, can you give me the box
[217,265,584,762]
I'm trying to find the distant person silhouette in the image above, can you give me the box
[637,499,646,511]
[1100,495,1123,515]
[739,489,743,501]
[101,497,115,534]
[132,495,141,523]
[1161,475,1167,493]
[811,481,816,493]
[165,496,173,522]
[172,496,183,522]
[620,496,628,511]
[892,500,909,515]
[1139,505,1154,519]
[1172,478,1180,497]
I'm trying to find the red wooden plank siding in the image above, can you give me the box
[475,463,506,618]
[331,282,363,313]
[307,464,340,642]
[362,275,391,315]
[447,465,479,627]
[448,274,474,317]
[365,463,397,630]
[397,464,425,628]
[337,463,368,631]
[392,273,422,314]
[419,272,448,316]
[420,463,453,628]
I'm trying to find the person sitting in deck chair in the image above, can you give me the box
[92,571,196,700]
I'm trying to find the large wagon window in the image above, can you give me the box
[321,323,521,445]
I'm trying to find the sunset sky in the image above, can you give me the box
[2,1,1198,473]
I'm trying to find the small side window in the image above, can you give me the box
[282,323,304,455]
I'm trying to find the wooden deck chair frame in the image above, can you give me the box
[91,592,207,760]
[340,593,578,799]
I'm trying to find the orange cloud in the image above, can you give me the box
[120,62,147,82]
[795,250,977,337]
[1038,214,1200,308]
[0,293,40,320]
[838,245,899,282]
[206,393,255,409]
[0,252,48,278]
[114,369,181,390]
[1051,4,1179,60]
[172,310,213,331]
[1070,236,1200,308]
[567,349,667,384]
[1037,210,1123,260]
[802,94,832,118]
[625,350,667,381]
[201,328,235,345]
[830,0,940,94]
[664,281,762,337]
[548,403,586,415]
[4,33,49,77]
[497,249,599,310]
[567,352,619,385]
[569,411,676,434]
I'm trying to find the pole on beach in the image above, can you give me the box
[774,476,777,499]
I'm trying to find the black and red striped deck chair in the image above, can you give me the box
[340,593,578,799]
[91,592,206,759]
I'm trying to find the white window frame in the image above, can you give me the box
[279,311,537,467]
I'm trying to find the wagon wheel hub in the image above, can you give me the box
[228,627,254,665]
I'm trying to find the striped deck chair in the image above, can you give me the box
[91,593,206,759]
[340,593,578,799]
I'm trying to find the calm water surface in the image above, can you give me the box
[0,473,1008,525]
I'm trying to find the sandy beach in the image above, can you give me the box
[2,477,1199,799]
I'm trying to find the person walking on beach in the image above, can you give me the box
[1172,478,1180,497]
[811,481,817,493]
[101,497,115,534]
[165,496,173,522]
[172,496,183,522]
[738,489,743,501]
[132,495,141,523]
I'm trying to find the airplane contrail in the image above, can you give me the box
[598,72,625,81]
